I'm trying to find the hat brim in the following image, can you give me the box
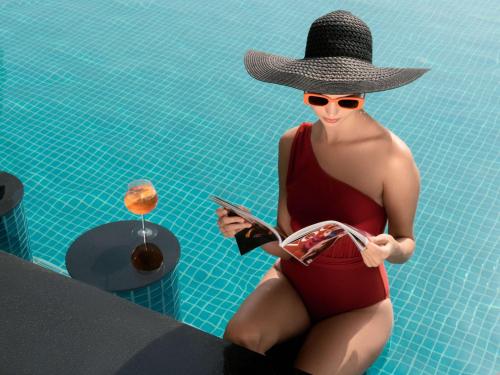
[244,50,430,94]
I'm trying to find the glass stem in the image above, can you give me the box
[141,214,148,251]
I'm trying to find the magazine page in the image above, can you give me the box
[281,222,347,266]
[281,220,346,245]
[344,230,365,252]
[283,224,347,266]
[342,223,371,251]
[210,195,286,255]
[280,221,373,266]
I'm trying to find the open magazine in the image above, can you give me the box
[211,195,372,266]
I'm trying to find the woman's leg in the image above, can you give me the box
[293,298,394,375]
[223,263,311,355]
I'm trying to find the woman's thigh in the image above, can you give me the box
[294,298,394,375]
[224,263,311,354]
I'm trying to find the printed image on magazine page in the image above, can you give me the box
[283,224,347,265]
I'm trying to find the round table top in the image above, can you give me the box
[65,220,180,292]
[0,172,24,216]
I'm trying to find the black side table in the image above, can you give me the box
[0,172,32,261]
[66,220,180,318]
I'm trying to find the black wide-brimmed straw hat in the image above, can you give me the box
[244,10,430,94]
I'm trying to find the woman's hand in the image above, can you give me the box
[215,206,253,238]
[360,234,399,267]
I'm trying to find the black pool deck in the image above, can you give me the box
[0,251,310,375]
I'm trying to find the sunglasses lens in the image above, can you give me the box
[308,95,329,106]
[338,99,360,109]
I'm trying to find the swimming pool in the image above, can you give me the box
[0,0,498,373]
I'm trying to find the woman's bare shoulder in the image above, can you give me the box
[362,119,417,180]
[366,117,413,157]
[385,129,415,162]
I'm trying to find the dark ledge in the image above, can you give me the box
[0,251,309,375]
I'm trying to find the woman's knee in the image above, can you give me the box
[223,318,273,354]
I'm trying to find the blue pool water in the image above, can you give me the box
[0,1,498,374]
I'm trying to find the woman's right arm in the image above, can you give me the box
[259,128,298,260]
[215,127,299,260]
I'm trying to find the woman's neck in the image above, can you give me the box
[313,110,371,145]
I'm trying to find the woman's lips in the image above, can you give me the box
[323,118,339,123]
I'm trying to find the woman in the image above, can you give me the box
[215,10,429,375]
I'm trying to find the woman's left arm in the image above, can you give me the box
[361,143,420,266]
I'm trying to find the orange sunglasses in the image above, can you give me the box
[303,92,365,110]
